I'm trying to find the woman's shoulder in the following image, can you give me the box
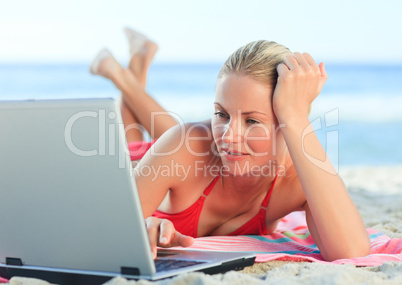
[152,120,219,195]
[149,120,210,150]
[135,120,218,196]
[183,120,213,138]
[147,120,218,178]
[157,120,214,157]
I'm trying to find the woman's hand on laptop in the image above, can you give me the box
[145,217,195,259]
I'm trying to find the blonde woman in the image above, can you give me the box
[90,28,370,262]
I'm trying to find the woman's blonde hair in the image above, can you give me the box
[218,40,292,87]
[218,40,312,114]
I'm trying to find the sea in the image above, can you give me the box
[1,62,402,167]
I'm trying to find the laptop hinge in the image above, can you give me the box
[121,266,140,276]
[6,257,23,266]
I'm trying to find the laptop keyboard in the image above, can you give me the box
[154,259,206,272]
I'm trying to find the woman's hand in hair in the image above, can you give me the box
[272,52,327,124]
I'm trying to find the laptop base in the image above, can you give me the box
[0,256,255,284]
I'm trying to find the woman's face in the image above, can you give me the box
[212,73,286,177]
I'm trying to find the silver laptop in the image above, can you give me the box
[0,98,255,284]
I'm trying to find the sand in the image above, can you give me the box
[8,165,402,285]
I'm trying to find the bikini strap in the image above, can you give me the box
[202,173,220,197]
[260,174,279,210]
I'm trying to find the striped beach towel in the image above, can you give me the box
[0,213,400,283]
[186,211,402,266]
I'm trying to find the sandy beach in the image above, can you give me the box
[7,165,402,285]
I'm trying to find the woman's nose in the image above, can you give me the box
[222,119,243,144]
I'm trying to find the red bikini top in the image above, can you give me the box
[152,173,278,238]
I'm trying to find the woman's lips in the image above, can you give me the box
[221,149,250,161]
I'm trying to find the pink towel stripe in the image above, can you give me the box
[183,211,402,266]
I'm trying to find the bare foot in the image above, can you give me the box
[124,27,158,56]
[138,41,159,68]
[89,48,122,79]
[124,27,158,77]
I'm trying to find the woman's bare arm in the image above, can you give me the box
[273,53,370,261]
[134,121,214,257]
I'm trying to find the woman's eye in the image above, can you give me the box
[214,111,228,119]
[247,119,259,124]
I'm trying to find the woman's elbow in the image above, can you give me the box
[340,244,371,260]
[324,239,371,261]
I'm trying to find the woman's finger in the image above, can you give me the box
[318,62,328,79]
[157,219,194,249]
[302,52,319,70]
[283,54,298,70]
[317,62,328,93]
[145,217,161,259]
[293,52,309,68]
[276,63,290,78]
[159,219,175,246]
[176,232,195,247]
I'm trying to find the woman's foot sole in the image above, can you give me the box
[89,48,121,79]
[89,48,114,75]
[124,27,158,56]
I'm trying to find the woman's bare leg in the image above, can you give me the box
[90,49,144,142]
[120,100,144,142]
[123,28,178,139]
[120,28,158,142]
[89,46,177,140]
[118,28,157,143]
[125,27,157,87]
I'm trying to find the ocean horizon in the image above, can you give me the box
[1,62,401,167]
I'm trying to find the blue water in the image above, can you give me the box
[1,62,402,166]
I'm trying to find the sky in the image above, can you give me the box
[1,0,402,64]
